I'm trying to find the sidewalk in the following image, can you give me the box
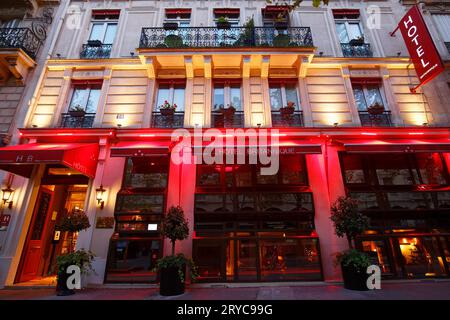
[1,280,450,300]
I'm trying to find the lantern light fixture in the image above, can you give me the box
[95,185,106,209]
[1,186,14,209]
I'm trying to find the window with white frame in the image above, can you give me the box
[213,82,242,111]
[269,82,301,111]
[432,14,450,52]
[213,9,240,27]
[155,82,185,111]
[68,84,102,113]
[164,9,191,27]
[88,11,119,44]
[351,83,387,111]
[333,10,364,43]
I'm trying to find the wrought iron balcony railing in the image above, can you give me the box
[445,42,450,54]
[341,43,373,57]
[151,111,184,128]
[211,110,244,128]
[0,28,42,59]
[139,26,313,49]
[59,113,95,128]
[80,43,112,59]
[271,110,304,127]
[359,111,393,127]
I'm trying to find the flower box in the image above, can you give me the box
[160,108,176,116]
[163,22,179,31]
[367,103,385,115]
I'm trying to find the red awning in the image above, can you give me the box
[110,141,170,157]
[192,140,322,155]
[337,139,450,153]
[332,9,360,17]
[214,8,240,16]
[0,143,99,178]
[165,8,191,15]
[350,77,383,85]
[92,10,121,17]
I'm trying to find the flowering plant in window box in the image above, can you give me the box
[216,16,231,29]
[219,104,236,119]
[279,101,295,116]
[349,36,365,46]
[159,100,177,116]
[367,102,384,115]
[68,105,86,117]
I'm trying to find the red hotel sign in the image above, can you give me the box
[397,5,444,91]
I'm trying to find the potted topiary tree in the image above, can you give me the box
[55,249,95,296]
[330,196,371,291]
[154,206,197,296]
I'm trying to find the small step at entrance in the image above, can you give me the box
[256,287,294,300]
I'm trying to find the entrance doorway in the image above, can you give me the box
[16,180,89,283]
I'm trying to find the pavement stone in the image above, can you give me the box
[0,281,449,300]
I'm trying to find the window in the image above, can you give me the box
[68,83,101,113]
[213,9,240,27]
[269,82,300,110]
[432,14,450,53]
[333,10,363,43]
[213,81,242,111]
[155,82,185,111]
[164,9,191,27]
[352,83,386,111]
[88,10,119,44]
[123,157,169,189]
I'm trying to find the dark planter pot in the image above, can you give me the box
[160,108,175,116]
[274,21,288,30]
[87,40,102,47]
[163,22,179,30]
[367,105,385,115]
[69,111,86,117]
[159,265,186,296]
[349,39,364,46]
[216,22,231,29]
[341,263,369,291]
[279,106,295,116]
[56,269,75,296]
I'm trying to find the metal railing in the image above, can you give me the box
[341,43,373,57]
[0,28,42,58]
[359,111,393,127]
[59,113,95,128]
[211,110,245,128]
[151,111,184,128]
[271,110,304,127]
[139,26,313,49]
[80,43,112,59]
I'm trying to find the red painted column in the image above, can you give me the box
[306,143,348,282]
[165,155,196,259]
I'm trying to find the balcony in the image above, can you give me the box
[139,26,313,49]
[0,28,42,84]
[271,110,304,127]
[59,113,95,128]
[151,111,184,128]
[341,43,373,57]
[358,111,393,127]
[211,111,244,128]
[80,42,112,59]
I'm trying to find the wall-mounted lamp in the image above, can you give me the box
[95,185,106,210]
[2,186,14,209]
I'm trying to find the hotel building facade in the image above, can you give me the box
[0,0,449,287]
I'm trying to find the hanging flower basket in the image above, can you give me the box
[159,101,177,116]
[160,108,175,116]
[220,105,236,118]
[367,102,385,115]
